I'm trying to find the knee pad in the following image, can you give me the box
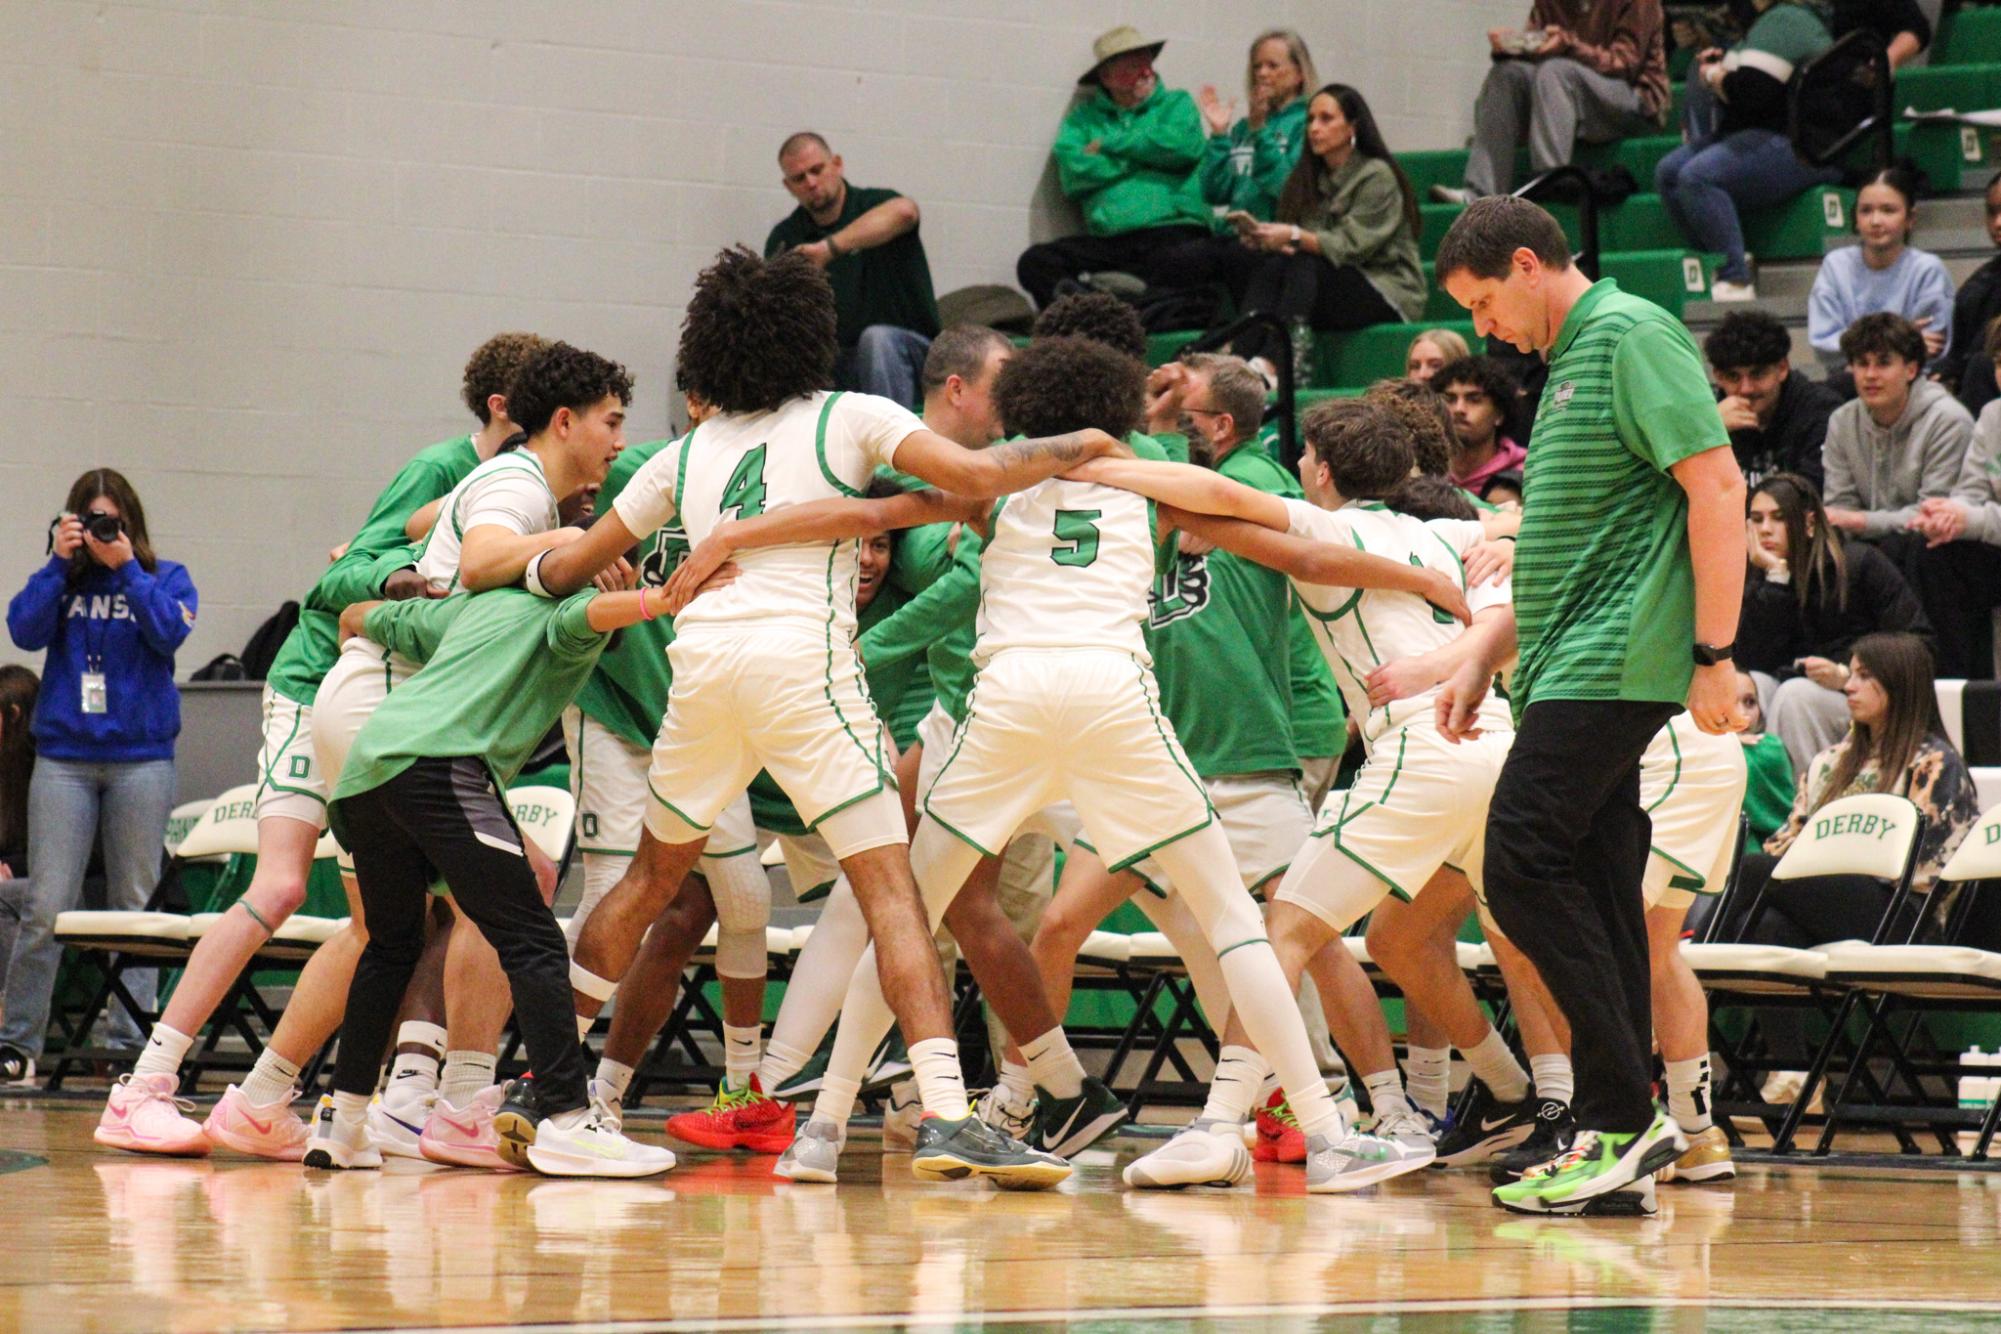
[702,852,771,933]
[715,927,769,980]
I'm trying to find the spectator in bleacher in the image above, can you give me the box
[1808,167,1955,367]
[765,132,940,407]
[1906,377,2001,679]
[1015,27,1210,311]
[1704,309,1840,491]
[0,665,38,1004]
[1197,31,1316,222]
[1404,328,1471,384]
[1832,0,1932,69]
[1742,471,1932,770]
[1229,84,1425,388]
[1435,356,1527,499]
[1734,631,1977,948]
[1431,0,1668,205]
[1936,175,2001,419]
[1654,0,1840,303]
[1822,312,1972,540]
[0,471,194,1083]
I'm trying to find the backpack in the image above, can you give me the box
[238,601,300,680]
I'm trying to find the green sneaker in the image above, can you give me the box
[1491,1112,1685,1214]
[1028,1076,1128,1157]
[774,1030,906,1100]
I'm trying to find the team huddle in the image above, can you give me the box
[90,200,1749,1217]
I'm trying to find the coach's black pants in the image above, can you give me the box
[331,756,589,1115]
[1484,698,1678,1134]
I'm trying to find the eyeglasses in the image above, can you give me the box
[1182,405,1228,418]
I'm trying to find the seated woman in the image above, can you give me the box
[1731,631,1978,950]
[1741,473,1931,771]
[1227,84,1424,386]
[1655,0,1842,303]
[1808,167,1956,369]
[1197,30,1315,223]
[1403,328,1470,385]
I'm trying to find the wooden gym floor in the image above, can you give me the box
[7,1096,2001,1333]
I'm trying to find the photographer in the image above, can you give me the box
[0,470,195,1084]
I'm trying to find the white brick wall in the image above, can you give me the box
[0,0,1521,672]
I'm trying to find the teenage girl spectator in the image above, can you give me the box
[1655,0,1840,303]
[1230,84,1424,386]
[1936,174,2001,419]
[1197,31,1316,222]
[0,666,37,1003]
[1808,168,1955,367]
[0,471,194,1083]
[1741,473,1930,771]
[1404,328,1471,384]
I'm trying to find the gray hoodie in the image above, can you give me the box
[1951,398,2001,545]
[1822,378,1973,538]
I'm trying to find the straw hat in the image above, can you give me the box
[1079,25,1166,86]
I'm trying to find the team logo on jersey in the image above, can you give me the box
[1148,551,1211,629]
[638,525,690,589]
[1550,381,1575,409]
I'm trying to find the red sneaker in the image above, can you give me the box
[1253,1091,1306,1164]
[666,1075,795,1153]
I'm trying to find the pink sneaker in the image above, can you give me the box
[202,1083,309,1162]
[419,1086,513,1170]
[95,1073,212,1157]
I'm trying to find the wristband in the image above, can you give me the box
[825,233,843,258]
[524,549,554,599]
[639,586,659,621]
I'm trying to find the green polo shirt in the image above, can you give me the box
[1512,279,1728,714]
[765,185,940,349]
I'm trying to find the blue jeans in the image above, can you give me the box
[1655,76,1840,283]
[834,325,931,408]
[0,756,176,1057]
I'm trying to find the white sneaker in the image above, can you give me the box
[1430,184,1476,205]
[1123,1119,1252,1190]
[303,1097,383,1171]
[1305,1130,1432,1193]
[1370,1104,1440,1165]
[1710,279,1758,302]
[881,1080,922,1151]
[368,1087,434,1160]
[976,1083,1034,1141]
[774,1117,846,1184]
[525,1106,675,1179]
[587,1078,624,1135]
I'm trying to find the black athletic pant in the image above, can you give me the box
[1910,539,2001,680]
[1015,224,1210,309]
[1725,852,1894,948]
[1484,698,1678,1134]
[331,756,589,1114]
[1231,252,1403,367]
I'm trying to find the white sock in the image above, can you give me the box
[1531,1054,1574,1107]
[1216,944,1342,1140]
[595,1057,636,1105]
[998,1059,1034,1105]
[723,1023,762,1092]
[813,1074,862,1130]
[755,1036,815,1096]
[330,1089,370,1123]
[1362,1069,1412,1118]
[133,1024,194,1079]
[1019,1027,1085,1100]
[439,1051,498,1108]
[908,1036,970,1121]
[389,1021,447,1092]
[1666,1054,1714,1133]
[1402,1045,1451,1120]
[1464,1027,1531,1103]
[240,1049,302,1108]
[1200,1045,1267,1125]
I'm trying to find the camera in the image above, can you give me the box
[46,510,124,556]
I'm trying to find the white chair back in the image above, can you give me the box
[1972,767,2001,814]
[1940,805,2001,884]
[174,784,264,860]
[1771,793,1921,883]
[162,797,214,857]
[509,785,575,862]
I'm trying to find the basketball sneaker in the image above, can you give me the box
[302,1096,384,1171]
[1029,1077,1127,1157]
[774,1117,846,1183]
[881,1079,923,1150]
[975,1083,1034,1141]
[664,1076,794,1153]
[368,1086,434,1160]
[419,1084,511,1170]
[911,1115,1071,1190]
[1659,1125,1735,1184]
[1491,1113,1686,1213]
[1433,1080,1536,1166]
[526,1105,675,1179]
[0,1043,36,1086]
[94,1072,211,1157]
[1254,1091,1306,1163]
[1490,1098,1576,1184]
[1305,1129,1434,1192]
[586,1078,625,1135]
[1369,1104,1440,1166]
[492,1077,549,1169]
[1122,1119,1252,1189]
[203,1084,309,1161]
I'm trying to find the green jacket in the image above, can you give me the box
[1296,154,1426,323]
[1055,85,1210,236]
[1198,99,1308,222]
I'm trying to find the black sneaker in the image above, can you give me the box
[775,1029,906,1100]
[1029,1076,1128,1157]
[0,1043,36,1086]
[492,1077,549,1170]
[1434,1080,1537,1166]
[1489,1098,1577,1184]
[911,1115,1072,1191]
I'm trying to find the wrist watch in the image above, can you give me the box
[1692,641,1735,667]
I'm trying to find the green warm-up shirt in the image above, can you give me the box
[1055,85,1211,236]
[766,185,940,350]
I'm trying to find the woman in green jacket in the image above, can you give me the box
[1198,30,1316,220]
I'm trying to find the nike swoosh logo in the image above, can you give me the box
[377,1108,425,1136]
[1479,1113,1516,1132]
[1047,1101,1090,1148]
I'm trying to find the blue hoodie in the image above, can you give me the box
[8,555,198,762]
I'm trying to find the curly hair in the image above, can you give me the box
[677,246,837,414]
[1703,310,1793,372]
[1363,378,1453,478]
[1385,474,1479,522]
[1301,398,1412,500]
[993,335,1144,439]
[461,332,550,424]
[1032,292,1147,363]
[505,342,634,438]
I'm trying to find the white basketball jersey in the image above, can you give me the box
[414,450,560,594]
[1282,498,1514,747]
[612,390,923,639]
[972,476,1159,666]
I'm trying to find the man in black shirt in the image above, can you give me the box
[1704,311,1840,493]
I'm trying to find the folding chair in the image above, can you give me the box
[1689,792,1925,1155]
[1097,931,1215,1112]
[1818,804,2001,1158]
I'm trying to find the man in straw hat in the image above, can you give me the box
[1016,25,1211,309]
